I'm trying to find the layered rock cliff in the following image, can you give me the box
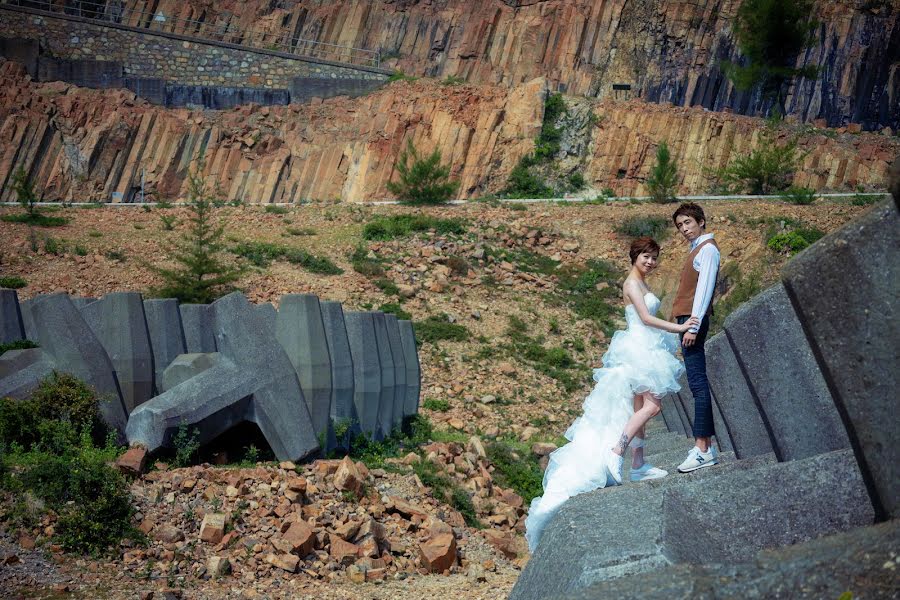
[2,61,896,203]
[110,0,900,129]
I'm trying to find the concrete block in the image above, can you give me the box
[343,311,381,439]
[127,292,319,462]
[384,314,407,430]
[659,394,686,436]
[0,289,25,343]
[26,293,128,436]
[674,373,694,430]
[256,302,277,334]
[0,348,55,400]
[710,390,734,453]
[782,202,900,519]
[372,312,396,439]
[276,294,335,450]
[671,392,692,437]
[81,292,154,414]
[70,297,96,309]
[180,304,216,353]
[706,332,775,459]
[160,353,220,393]
[512,450,871,600]
[320,301,357,447]
[398,320,420,418]
[724,283,849,461]
[143,298,187,393]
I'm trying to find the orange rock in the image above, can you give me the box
[199,513,227,544]
[333,456,364,496]
[114,447,147,476]
[329,537,359,566]
[281,519,316,557]
[418,533,457,573]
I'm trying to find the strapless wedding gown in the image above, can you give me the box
[524,292,684,552]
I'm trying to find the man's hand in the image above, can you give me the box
[682,331,698,347]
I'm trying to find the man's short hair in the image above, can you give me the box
[672,202,706,227]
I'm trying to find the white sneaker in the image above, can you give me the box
[630,463,668,482]
[677,447,717,473]
[606,450,624,485]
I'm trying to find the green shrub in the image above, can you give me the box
[387,70,417,83]
[374,278,400,297]
[414,314,470,344]
[503,160,554,199]
[615,216,670,239]
[0,276,27,289]
[422,398,450,412]
[159,214,178,231]
[362,214,467,240]
[379,303,411,321]
[646,142,679,204]
[73,244,88,256]
[286,227,315,236]
[712,126,802,194]
[0,339,38,356]
[486,440,544,505]
[350,245,385,277]
[12,166,38,216]
[1,213,68,227]
[442,75,465,86]
[264,205,289,215]
[386,140,460,205]
[567,172,587,192]
[780,186,816,205]
[44,236,64,255]
[231,240,343,275]
[850,193,882,206]
[172,421,201,468]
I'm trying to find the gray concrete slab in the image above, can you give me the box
[320,301,357,447]
[343,311,381,440]
[671,392,692,438]
[143,298,187,394]
[674,373,694,431]
[724,283,849,461]
[398,320,420,418]
[710,390,734,453]
[0,348,55,400]
[384,314,407,430]
[782,202,899,519]
[80,292,155,414]
[372,312,396,438]
[160,352,220,393]
[0,289,25,344]
[659,394,687,436]
[179,304,217,353]
[705,332,775,459]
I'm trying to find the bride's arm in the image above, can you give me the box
[624,281,698,334]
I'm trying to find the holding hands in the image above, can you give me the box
[678,316,701,334]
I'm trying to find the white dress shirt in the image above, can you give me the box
[689,233,720,333]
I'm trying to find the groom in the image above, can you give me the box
[671,202,721,472]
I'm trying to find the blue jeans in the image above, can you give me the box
[677,315,715,438]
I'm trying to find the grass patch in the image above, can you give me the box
[374,278,400,297]
[264,205,289,215]
[422,398,450,412]
[1,213,69,227]
[231,240,343,275]
[614,216,671,239]
[486,439,544,505]
[502,316,581,392]
[363,214,467,241]
[350,245,386,277]
[555,259,621,336]
[0,276,27,289]
[414,314,470,345]
[286,227,316,236]
[490,247,559,276]
[0,339,38,355]
[379,303,411,321]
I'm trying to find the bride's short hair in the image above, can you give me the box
[629,237,660,264]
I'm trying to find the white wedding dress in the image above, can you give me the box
[524,292,685,552]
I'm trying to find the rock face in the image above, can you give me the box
[0,61,896,203]
[107,0,899,130]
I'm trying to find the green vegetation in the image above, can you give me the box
[646,142,679,204]
[159,214,178,231]
[286,227,316,236]
[379,303,411,321]
[1,213,69,227]
[414,314,470,345]
[502,315,580,392]
[556,259,621,336]
[422,398,450,412]
[350,244,386,277]
[441,75,466,86]
[615,215,671,239]
[710,264,762,334]
[723,0,818,114]
[503,94,569,199]
[148,162,244,303]
[709,122,802,195]
[850,193,882,206]
[0,276,27,289]
[387,70,417,83]
[12,167,38,217]
[780,185,816,205]
[264,205,290,215]
[231,240,343,275]
[362,214,467,240]
[386,140,460,205]
[0,372,141,555]
[486,439,544,505]
[172,421,201,468]
[766,227,823,254]
[0,340,38,356]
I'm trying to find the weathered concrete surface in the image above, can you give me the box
[0,288,25,343]
[275,294,335,451]
[180,304,216,353]
[0,347,55,400]
[398,320,420,418]
[143,298,187,393]
[705,333,775,459]
[160,353,220,393]
[723,283,849,461]
[659,394,687,436]
[372,312,396,438]
[320,300,357,445]
[80,292,154,414]
[710,390,734,454]
[512,450,869,600]
[343,311,381,439]
[25,293,128,435]
[127,292,319,461]
[782,202,900,520]
[552,520,900,600]
[383,314,407,428]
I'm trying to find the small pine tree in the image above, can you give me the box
[646,142,679,204]
[12,167,37,216]
[386,140,460,205]
[149,163,242,303]
[719,124,801,194]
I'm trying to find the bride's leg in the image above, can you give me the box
[631,394,646,468]
[612,392,662,456]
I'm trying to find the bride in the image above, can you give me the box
[525,237,698,552]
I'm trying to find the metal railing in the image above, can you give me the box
[2,0,382,68]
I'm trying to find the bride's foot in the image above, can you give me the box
[630,462,668,482]
[606,449,624,485]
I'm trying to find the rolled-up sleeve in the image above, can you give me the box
[690,245,720,332]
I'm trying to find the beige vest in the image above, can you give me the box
[671,239,719,319]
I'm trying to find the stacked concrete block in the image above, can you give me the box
[0,348,55,400]
[343,311,381,439]
[143,298,187,393]
[320,301,357,443]
[0,289,25,343]
[80,292,155,414]
[398,320,420,417]
[256,302,277,333]
[180,304,216,353]
[127,292,319,462]
[674,373,694,431]
[722,283,849,461]
[160,353,220,393]
[276,294,335,452]
[384,314,407,428]
[782,202,899,520]
[660,394,688,436]
[371,312,396,438]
